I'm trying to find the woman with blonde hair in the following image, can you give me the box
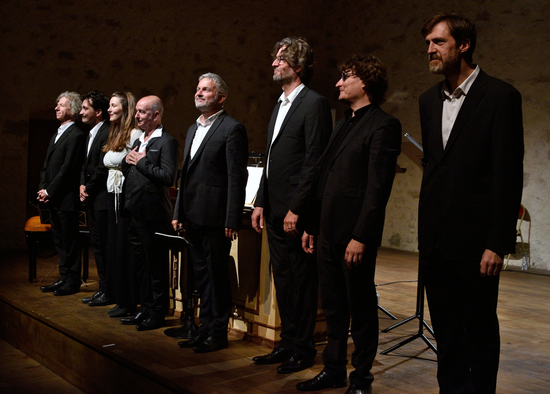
[103,91,142,318]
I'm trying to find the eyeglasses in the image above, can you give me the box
[273,57,287,65]
[341,72,354,81]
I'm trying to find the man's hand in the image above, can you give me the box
[225,228,238,241]
[302,231,315,254]
[480,249,503,277]
[284,210,299,238]
[37,189,49,203]
[251,207,264,234]
[172,220,181,232]
[344,239,365,269]
[125,147,146,166]
[80,185,88,202]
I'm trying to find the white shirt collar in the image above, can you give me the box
[139,125,163,144]
[196,109,224,127]
[278,83,305,105]
[58,121,74,134]
[443,65,480,99]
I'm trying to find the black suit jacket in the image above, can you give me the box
[173,112,248,229]
[254,86,332,219]
[39,123,85,211]
[418,69,524,260]
[122,128,178,223]
[306,105,402,246]
[80,121,109,211]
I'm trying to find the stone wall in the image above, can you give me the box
[1,0,549,269]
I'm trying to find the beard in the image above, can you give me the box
[428,51,460,75]
[273,67,293,84]
[195,96,217,112]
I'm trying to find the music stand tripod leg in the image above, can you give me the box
[380,263,437,355]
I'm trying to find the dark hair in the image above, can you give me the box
[82,90,110,122]
[421,13,477,63]
[271,37,314,85]
[339,55,388,105]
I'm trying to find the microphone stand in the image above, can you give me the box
[380,133,436,355]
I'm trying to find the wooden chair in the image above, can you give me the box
[504,204,531,270]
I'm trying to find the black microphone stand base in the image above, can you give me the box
[380,264,437,355]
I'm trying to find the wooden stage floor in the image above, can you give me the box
[1,248,549,393]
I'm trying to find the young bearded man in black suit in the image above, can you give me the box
[298,55,401,394]
[173,73,248,353]
[38,91,86,296]
[79,91,112,307]
[418,13,524,394]
[120,95,178,331]
[251,37,333,374]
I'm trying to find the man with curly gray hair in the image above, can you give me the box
[38,91,86,296]
[251,37,332,373]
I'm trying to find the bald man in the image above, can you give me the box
[120,96,179,331]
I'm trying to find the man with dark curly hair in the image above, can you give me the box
[298,55,402,394]
[251,37,332,373]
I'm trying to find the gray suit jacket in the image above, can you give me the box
[173,112,248,229]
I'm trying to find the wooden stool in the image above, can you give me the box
[25,216,89,283]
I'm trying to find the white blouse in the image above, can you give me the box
[103,129,142,213]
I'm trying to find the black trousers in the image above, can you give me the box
[86,203,108,292]
[421,249,500,394]
[187,223,232,340]
[106,193,136,307]
[128,217,170,317]
[317,234,378,387]
[49,207,81,285]
[265,214,318,358]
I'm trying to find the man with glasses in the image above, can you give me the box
[297,55,401,394]
[251,37,332,373]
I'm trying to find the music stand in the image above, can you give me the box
[154,232,200,340]
[380,263,436,355]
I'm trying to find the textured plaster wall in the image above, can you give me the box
[1,0,549,269]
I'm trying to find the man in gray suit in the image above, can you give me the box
[173,73,248,353]
[251,37,332,373]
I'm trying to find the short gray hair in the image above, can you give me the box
[198,73,228,98]
[56,91,82,120]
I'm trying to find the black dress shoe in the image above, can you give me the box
[344,383,372,394]
[193,336,228,353]
[120,311,146,325]
[40,279,65,292]
[88,292,114,306]
[179,332,208,348]
[82,290,103,304]
[108,305,135,318]
[297,371,347,391]
[277,353,315,374]
[253,347,293,365]
[136,315,165,331]
[54,282,80,296]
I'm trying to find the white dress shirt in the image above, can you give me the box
[87,120,105,156]
[441,65,480,149]
[190,109,224,159]
[267,83,305,177]
[55,121,74,143]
